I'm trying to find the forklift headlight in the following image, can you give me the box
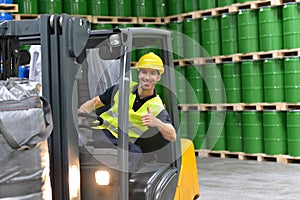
[95,170,110,186]
[109,34,121,46]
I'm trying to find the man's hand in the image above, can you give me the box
[141,107,157,127]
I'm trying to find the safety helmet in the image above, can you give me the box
[136,52,164,74]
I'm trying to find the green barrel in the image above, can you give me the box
[15,0,38,14]
[207,111,226,151]
[263,59,285,103]
[201,16,221,56]
[217,0,235,7]
[63,0,87,15]
[110,0,131,16]
[131,68,139,82]
[193,112,207,149]
[186,65,204,103]
[241,60,264,103]
[187,110,202,141]
[183,0,198,12]
[168,0,183,15]
[237,0,254,2]
[39,0,62,14]
[135,24,160,59]
[242,111,264,154]
[284,57,300,103]
[222,62,241,103]
[203,64,224,104]
[287,111,300,156]
[91,23,113,30]
[154,0,167,17]
[175,66,187,104]
[168,21,184,59]
[199,0,216,10]
[183,18,200,58]
[263,111,287,155]
[225,111,243,152]
[259,6,283,51]
[237,9,259,53]
[132,0,153,17]
[179,110,188,138]
[114,24,135,28]
[220,13,238,55]
[283,3,300,49]
[87,0,109,16]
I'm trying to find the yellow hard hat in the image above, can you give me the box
[136,52,164,74]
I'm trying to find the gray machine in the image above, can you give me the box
[0,14,182,200]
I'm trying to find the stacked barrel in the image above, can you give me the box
[173,2,300,158]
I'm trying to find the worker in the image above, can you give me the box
[78,52,176,172]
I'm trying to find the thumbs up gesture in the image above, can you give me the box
[141,107,155,127]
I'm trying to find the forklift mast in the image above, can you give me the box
[0,14,182,200]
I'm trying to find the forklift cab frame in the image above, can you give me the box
[0,14,199,200]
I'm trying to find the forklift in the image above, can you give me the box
[0,14,200,200]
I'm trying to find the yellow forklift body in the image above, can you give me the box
[174,139,200,200]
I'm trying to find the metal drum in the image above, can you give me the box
[63,0,87,15]
[39,0,62,14]
[283,3,300,49]
[201,16,221,56]
[15,0,38,14]
[199,0,216,10]
[222,62,241,103]
[220,13,238,55]
[259,6,283,51]
[237,9,259,53]
[87,0,109,16]
[207,111,226,151]
[183,0,198,12]
[186,65,204,103]
[193,111,207,150]
[168,0,183,15]
[263,111,287,155]
[284,57,300,103]
[110,0,132,16]
[91,23,113,30]
[175,66,187,104]
[225,111,243,152]
[167,21,184,59]
[183,18,200,58]
[154,0,167,17]
[217,0,235,7]
[287,110,300,156]
[241,60,264,103]
[132,0,153,17]
[242,111,264,154]
[263,59,285,103]
[203,63,224,104]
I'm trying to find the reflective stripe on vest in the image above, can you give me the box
[95,82,164,141]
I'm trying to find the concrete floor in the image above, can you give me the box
[197,157,300,200]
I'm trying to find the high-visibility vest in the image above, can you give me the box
[94,82,165,142]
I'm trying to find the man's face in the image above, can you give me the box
[138,68,161,91]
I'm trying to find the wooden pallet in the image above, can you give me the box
[73,15,92,22]
[233,0,281,11]
[0,4,18,13]
[179,103,300,111]
[281,0,300,4]
[92,16,137,24]
[196,150,300,164]
[13,14,39,20]
[241,102,287,111]
[137,17,165,24]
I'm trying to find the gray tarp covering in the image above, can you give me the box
[0,79,52,200]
